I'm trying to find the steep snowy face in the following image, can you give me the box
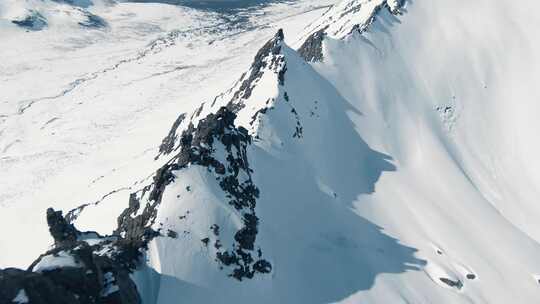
[300,0,540,303]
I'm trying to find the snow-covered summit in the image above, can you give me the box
[155,28,287,159]
[296,0,404,62]
[300,0,404,41]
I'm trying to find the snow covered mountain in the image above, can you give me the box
[2,0,540,303]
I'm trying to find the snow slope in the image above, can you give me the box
[2,0,540,303]
[302,0,540,302]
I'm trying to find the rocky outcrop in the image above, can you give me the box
[300,0,405,41]
[47,208,80,246]
[228,29,286,110]
[0,209,145,304]
[127,30,289,280]
[157,113,186,158]
[298,28,326,62]
[124,106,272,281]
[1,268,80,304]
[181,107,271,280]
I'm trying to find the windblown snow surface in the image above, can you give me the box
[2,0,540,303]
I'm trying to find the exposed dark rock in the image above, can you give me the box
[47,208,80,246]
[466,274,476,280]
[439,277,463,290]
[234,214,258,250]
[115,187,161,248]
[118,105,271,281]
[169,107,270,280]
[344,0,404,37]
[387,0,405,15]
[253,259,272,274]
[156,113,186,158]
[178,211,189,220]
[249,106,270,126]
[283,92,303,138]
[157,29,287,158]
[0,209,143,304]
[298,28,326,62]
[291,107,303,138]
[163,31,290,280]
[194,103,205,118]
[229,29,286,107]
[167,230,178,239]
[0,268,78,304]
[122,30,286,282]
[210,224,220,236]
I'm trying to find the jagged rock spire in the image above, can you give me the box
[46,208,79,246]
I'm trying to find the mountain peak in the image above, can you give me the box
[301,0,404,40]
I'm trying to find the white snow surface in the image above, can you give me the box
[3,0,540,303]
[31,250,82,273]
